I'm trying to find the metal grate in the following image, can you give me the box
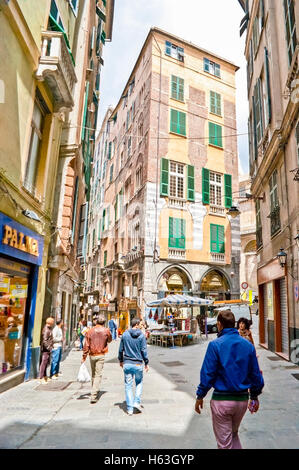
[292,374,299,381]
[35,381,72,391]
[161,361,185,367]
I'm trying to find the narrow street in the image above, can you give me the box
[0,316,298,450]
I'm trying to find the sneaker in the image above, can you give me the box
[90,399,97,404]
[127,410,133,416]
[38,378,48,385]
[51,375,58,380]
[57,372,63,377]
[133,404,142,413]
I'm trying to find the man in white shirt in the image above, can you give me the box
[50,320,63,379]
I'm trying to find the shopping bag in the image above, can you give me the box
[77,362,91,382]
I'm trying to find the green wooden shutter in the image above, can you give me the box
[81,81,90,141]
[209,122,215,145]
[218,225,225,253]
[216,93,221,115]
[179,111,186,135]
[252,95,258,160]
[169,217,176,248]
[177,218,186,249]
[108,142,112,159]
[187,165,195,201]
[264,47,272,124]
[224,174,232,208]
[171,76,178,100]
[202,168,210,204]
[102,209,106,230]
[170,109,178,133]
[104,251,107,266]
[210,92,216,114]
[178,78,184,101]
[160,158,169,196]
[71,176,79,245]
[210,224,218,252]
[209,122,222,147]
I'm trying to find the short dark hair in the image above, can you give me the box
[217,310,235,329]
[97,315,105,325]
[237,317,251,330]
[56,319,63,326]
[131,318,141,328]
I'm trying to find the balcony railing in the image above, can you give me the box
[270,206,281,237]
[210,253,225,264]
[36,31,77,111]
[209,204,226,217]
[168,197,187,209]
[168,249,186,260]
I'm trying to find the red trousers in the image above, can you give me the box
[210,399,248,449]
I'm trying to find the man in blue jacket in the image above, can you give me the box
[118,318,149,415]
[195,309,264,449]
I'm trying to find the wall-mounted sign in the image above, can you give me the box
[241,282,248,290]
[0,213,44,265]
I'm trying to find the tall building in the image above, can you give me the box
[86,28,241,330]
[239,175,258,300]
[43,0,114,351]
[238,0,299,362]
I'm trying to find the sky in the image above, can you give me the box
[99,0,249,174]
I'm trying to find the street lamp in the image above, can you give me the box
[227,206,241,218]
[294,234,299,249]
[277,248,287,268]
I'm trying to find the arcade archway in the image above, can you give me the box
[157,267,192,295]
[199,269,231,300]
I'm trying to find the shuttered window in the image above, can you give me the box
[202,168,210,204]
[264,47,272,125]
[165,41,184,62]
[209,122,223,148]
[104,250,107,266]
[210,91,221,116]
[81,81,90,141]
[210,224,225,253]
[187,165,195,201]
[169,218,186,249]
[71,176,79,245]
[253,79,263,144]
[224,174,232,208]
[204,58,221,78]
[171,75,184,101]
[284,0,297,65]
[160,158,169,196]
[170,109,186,136]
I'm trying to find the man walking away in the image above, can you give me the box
[82,315,112,404]
[50,320,63,379]
[118,318,149,415]
[195,310,264,449]
[108,315,118,340]
[39,317,55,384]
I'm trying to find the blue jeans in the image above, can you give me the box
[110,328,117,340]
[50,346,62,376]
[79,334,84,350]
[123,363,143,412]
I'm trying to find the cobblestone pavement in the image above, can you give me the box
[0,316,298,449]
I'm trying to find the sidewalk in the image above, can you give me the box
[0,316,298,449]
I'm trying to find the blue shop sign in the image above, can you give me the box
[0,213,44,266]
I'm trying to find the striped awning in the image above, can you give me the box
[147,294,213,308]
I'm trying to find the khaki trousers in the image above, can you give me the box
[89,355,105,400]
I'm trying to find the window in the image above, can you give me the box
[24,89,49,194]
[210,224,225,253]
[132,223,140,250]
[256,200,263,249]
[103,250,107,266]
[253,79,263,143]
[209,122,223,148]
[171,75,184,101]
[169,161,184,199]
[252,0,265,55]
[127,136,132,156]
[210,172,222,206]
[269,169,280,236]
[77,202,88,258]
[165,41,184,62]
[69,0,79,16]
[170,109,186,136]
[284,0,297,65]
[50,0,63,28]
[138,122,143,145]
[169,218,186,249]
[247,40,254,92]
[204,58,221,78]
[108,141,112,160]
[71,176,79,245]
[109,164,113,183]
[136,167,142,190]
[210,91,221,116]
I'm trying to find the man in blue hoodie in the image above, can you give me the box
[118,318,149,415]
[195,309,264,449]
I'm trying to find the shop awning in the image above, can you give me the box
[147,294,213,308]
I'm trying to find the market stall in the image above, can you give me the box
[146,294,214,347]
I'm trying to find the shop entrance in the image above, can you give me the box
[158,267,192,295]
[199,270,230,300]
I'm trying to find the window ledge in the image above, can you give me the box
[170,97,185,104]
[208,143,223,150]
[169,131,187,138]
[209,111,222,118]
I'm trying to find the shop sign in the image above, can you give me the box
[0,213,44,265]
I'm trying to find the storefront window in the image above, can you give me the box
[0,257,30,375]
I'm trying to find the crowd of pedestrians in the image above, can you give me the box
[37,309,263,450]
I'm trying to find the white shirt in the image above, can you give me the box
[52,325,63,349]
